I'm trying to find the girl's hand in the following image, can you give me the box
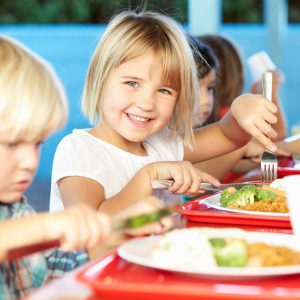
[149,161,220,196]
[231,93,278,152]
[112,196,173,236]
[46,204,111,252]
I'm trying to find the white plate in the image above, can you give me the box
[203,193,289,217]
[118,231,300,279]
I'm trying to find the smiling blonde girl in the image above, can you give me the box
[50,10,279,215]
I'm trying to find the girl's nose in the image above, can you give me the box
[135,90,155,111]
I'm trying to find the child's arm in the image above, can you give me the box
[185,93,278,163]
[195,139,290,180]
[195,146,247,180]
[58,161,220,215]
[0,204,110,262]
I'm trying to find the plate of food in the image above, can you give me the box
[203,179,289,217]
[118,227,300,279]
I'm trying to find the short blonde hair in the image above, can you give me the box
[82,10,199,147]
[0,35,68,141]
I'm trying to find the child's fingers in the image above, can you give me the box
[255,119,278,139]
[275,148,291,157]
[168,162,193,194]
[265,100,278,114]
[250,128,277,152]
[86,213,111,249]
[262,110,278,125]
[60,223,80,251]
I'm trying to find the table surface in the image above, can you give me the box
[27,220,299,300]
[26,166,300,300]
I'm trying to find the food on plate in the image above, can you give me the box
[152,228,300,268]
[220,180,288,213]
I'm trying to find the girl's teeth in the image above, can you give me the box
[129,114,148,122]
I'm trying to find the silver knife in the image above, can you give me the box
[151,179,263,192]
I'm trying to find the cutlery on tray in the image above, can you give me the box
[151,179,263,192]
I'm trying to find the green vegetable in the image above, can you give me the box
[209,238,248,267]
[123,208,169,229]
[220,189,231,207]
[220,185,258,208]
[256,189,276,202]
[209,238,226,249]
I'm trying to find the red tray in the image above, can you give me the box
[278,166,300,177]
[277,156,300,177]
[178,199,291,228]
[77,252,300,300]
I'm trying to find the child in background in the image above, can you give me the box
[199,35,289,178]
[200,34,287,141]
[189,36,289,181]
[0,35,170,299]
[50,10,279,216]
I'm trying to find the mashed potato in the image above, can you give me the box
[152,228,246,269]
[152,228,216,268]
[270,179,285,191]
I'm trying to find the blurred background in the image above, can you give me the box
[0,0,299,210]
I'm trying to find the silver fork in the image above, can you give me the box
[261,150,278,183]
[260,72,278,183]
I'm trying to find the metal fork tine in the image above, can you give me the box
[273,162,278,180]
[261,151,278,184]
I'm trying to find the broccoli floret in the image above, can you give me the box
[256,189,276,202]
[220,185,258,208]
[209,238,248,267]
[220,189,231,207]
[209,238,226,249]
[239,184,258,194]
[226,191,248,207]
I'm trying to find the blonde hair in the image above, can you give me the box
[0,35,68,141]
[81,10,199,147]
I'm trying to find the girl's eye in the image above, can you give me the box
[159,88,172,95]
[2,142,18,148]
[208,86,216,93]
[125,81,138,88]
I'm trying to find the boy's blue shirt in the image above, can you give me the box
[0,197,88,299]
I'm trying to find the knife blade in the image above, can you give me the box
[151,179,263,192]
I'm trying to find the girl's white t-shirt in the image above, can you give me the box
[49,129,184,212]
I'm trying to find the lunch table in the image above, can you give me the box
[26,210,300,300]
[27,159,300,300]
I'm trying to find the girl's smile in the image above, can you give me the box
[126,113,153,128]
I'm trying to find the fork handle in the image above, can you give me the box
[262,72,273,102]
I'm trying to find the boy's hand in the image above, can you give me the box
[47,204,111,252]
[231,93,278,152]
